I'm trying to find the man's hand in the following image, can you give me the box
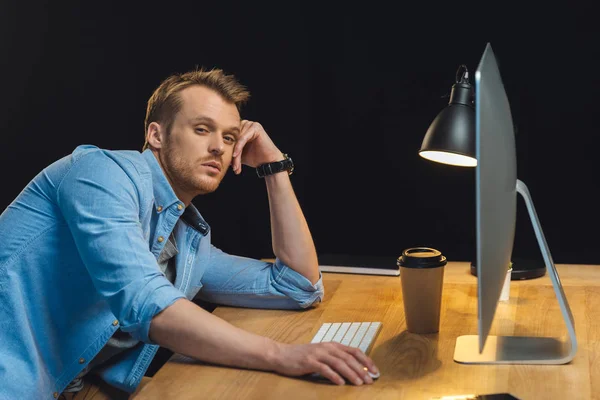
[231,120,283,175]
[271,342,380,386]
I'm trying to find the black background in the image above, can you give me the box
[1,2,598,266]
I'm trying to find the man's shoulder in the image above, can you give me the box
[70,144,151,177]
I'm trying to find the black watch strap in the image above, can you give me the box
[256,154,294,178]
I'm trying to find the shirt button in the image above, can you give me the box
[53,392,59,399]
[177,204,183,211]
[79,358,86,364]
[157,205,163,212]
[157,236,164,243]
[112,320,119,326]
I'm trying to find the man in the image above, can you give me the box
[0,68,379,399]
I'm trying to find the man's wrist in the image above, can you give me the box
[264,339,285,372]
[261,151,285,164]
[256,153,294,178]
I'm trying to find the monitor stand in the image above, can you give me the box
[454,179,577,364]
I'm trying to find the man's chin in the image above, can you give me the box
[193,177,223,195]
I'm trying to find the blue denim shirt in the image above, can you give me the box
[0,145,324,399]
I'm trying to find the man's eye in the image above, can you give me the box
[224,136,237,143]
[195,128,208,134]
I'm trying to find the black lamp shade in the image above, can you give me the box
[419,79,477,167]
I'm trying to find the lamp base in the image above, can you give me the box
[470,257,546,280]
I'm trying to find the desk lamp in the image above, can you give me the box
[419,65,544,280]
[419,65,476,167]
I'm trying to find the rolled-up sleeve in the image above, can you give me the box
[196,245,324,309]
[270,258,324,308]
[56,151,185,343]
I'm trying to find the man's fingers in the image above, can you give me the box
[232,142,244,173]
[233,120,252,158]
[343,346,379,375]
[233,136,247,159]
[321,354,364,386]
[333,347,373,384]
[316,363,345,386]
[233,123,257,157]
[275,343,378,386]
[232,134,251,173]
[232,126,261,173]
[240,120,251,134]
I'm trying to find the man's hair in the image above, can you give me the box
[143,67,250,151]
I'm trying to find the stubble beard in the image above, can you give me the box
[162,144,225,196]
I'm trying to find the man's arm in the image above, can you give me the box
[197,246,322,310]
[232,120,319,284]
[265,169,319,284]
[57,149,186,343]
[150,298,379,386]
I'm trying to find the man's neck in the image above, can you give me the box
[150,150,194,207]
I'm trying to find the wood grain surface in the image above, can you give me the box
[132,262,599,400]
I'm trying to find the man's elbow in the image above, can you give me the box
[147,298,189,345]
[298,287,324,309]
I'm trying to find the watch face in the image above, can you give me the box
[284,157,294,175]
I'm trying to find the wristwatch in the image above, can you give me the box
[256,154,294,178]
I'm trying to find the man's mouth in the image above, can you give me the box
[201,161,222,172]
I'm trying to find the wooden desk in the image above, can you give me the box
[132,262,600,400]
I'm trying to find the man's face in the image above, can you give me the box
[158,86,241,198]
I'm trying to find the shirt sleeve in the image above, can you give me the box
[56,150,185,343]
[196,245,324,309]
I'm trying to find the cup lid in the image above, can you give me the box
[397,247,447,269]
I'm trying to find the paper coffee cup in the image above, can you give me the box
[397,247,447,334]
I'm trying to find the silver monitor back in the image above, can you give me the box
[454,43,577,364]
[475,43,518,352]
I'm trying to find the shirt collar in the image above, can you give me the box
[142,149,211,236]
[182,203,211,236]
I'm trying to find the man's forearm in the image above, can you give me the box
[149,298,280,370]
[265,171,320,284]
[150,297,380,386]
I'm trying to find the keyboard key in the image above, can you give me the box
[311,323,331,343]
[359,322,381,353]
[322,322,341,342]
[349,322,369,348]
[332,322,351,343]
[341,322,361,345]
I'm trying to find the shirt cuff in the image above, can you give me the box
[119,275,186,343]
[270,258,324,308]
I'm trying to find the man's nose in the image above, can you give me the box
[208,133,225,155]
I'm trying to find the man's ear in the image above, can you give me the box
[146,122,165,150]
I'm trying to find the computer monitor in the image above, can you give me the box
[453,43,577,364]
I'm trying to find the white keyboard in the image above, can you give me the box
[311,321,382,380]
[311,321,382,353]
